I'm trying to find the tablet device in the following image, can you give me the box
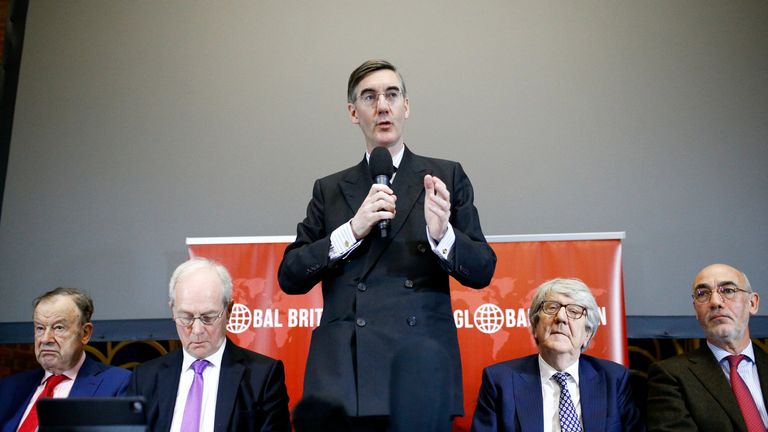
[37,397,146,432]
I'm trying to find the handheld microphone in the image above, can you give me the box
[369,147,395,238]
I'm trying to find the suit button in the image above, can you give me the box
[357,282,367,292]
[406,316,417,326]
[417,243,427,253]
[356,318,367,327]
[404,279,414,288]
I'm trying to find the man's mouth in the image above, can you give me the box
[709,314,730,322]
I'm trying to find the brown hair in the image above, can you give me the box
[347,59,407,103]
[33,287,94,325]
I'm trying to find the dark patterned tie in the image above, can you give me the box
[553,372,582,432]
[727,355,766,432]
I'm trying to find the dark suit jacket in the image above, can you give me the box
[278,146,496,417]
[646,343,768,432]
[127,339,291,432]
[0,355,131,432]
[471,354,643,432]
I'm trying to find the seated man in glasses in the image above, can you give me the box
[472,278,643,432]
[647,263,767,431]
[127,258,291,431]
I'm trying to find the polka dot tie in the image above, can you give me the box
[727,355,766,432]
[553,372,582,432]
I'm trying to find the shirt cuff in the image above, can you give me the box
[329,220,362,260]
[427,223,455,261]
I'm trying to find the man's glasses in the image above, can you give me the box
[173,310,225,327]
[356,89,403,107]
[692,285,752,304]
[539,301,587,320]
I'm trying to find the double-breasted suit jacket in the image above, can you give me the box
[278,146,497,416]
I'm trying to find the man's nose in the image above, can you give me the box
[376,94,391,112]
[190,318,206,334]
[39,327,56,342]
[708,290,725,307]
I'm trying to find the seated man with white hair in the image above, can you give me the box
[471,278,643,432]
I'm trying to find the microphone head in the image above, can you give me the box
[369,147,394,180]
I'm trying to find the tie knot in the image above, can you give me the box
[553,372,571,387]
[728,354,746,369]
[44,374,69,390]
[191,359,210,375]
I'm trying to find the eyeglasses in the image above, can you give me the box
[356,88,403,107]
[539,301,587,320]
[173,310,225,327]
[692,285,752,304]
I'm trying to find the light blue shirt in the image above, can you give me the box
[708,341,768,427]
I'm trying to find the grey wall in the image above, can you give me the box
[1,0,766,324]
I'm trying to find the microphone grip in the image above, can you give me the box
[374,174,391,238]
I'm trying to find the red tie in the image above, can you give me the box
[17,374,70,432]
[727,355,766,432]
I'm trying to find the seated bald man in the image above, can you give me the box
[647,263,768,431]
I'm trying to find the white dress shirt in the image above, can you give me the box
[169,339,227,432]
[539,355,583,432]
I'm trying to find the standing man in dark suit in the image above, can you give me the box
[472,278,643,432]
[647,263,768,431]
[128,258,291,431]
[0,287,131,432]
[278,59,496,429]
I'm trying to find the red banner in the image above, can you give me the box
[188,233,626,431]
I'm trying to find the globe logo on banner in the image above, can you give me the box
[474,303,505,334]
[227,303,252,334]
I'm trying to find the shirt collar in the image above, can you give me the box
[538,354,581,385]
[365,146,405,170]
[708,340,755,364]
[181,338,227,372]
[42,350,86,383]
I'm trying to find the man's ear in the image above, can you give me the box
[81,322,93,345]
[348,103,359,124]
[749,292,760,315]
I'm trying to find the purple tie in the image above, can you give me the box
[181,359,210,432]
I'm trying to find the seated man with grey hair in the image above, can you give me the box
[128,257,291,431]
[471,278,643,432]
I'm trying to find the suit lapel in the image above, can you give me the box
[687,345,747,429]
[214,341,245,432]
[358,147,428,279]
[6,370,44,432]
[339,158,371,217]
[69,356,103,396]
[754,343,768,404]
[579,358,606,432]
[515,356,544,431]
[388,147,428,241]
[155,350,183,432]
